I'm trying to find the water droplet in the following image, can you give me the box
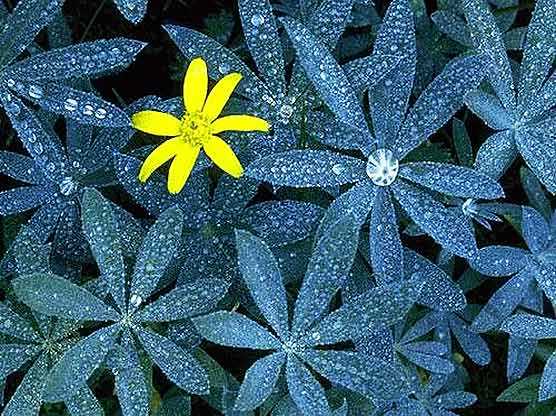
[130,294,142,307]
[277,104,294,123]
[332,163,344,175]
[250,13,264,26]
[218,62,230,74]
[34,142,44,155]
[28,85,44,100]
[95,108,107,119]
[59,177,78,196]
[366,148,399,186]
[83,104,94,116]
[64,98,78,112]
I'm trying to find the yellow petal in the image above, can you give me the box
[203,136,243,178]
[167,144,200,194]
[132,111,182,136]
[211,115,270,134]
[202,73,242,121]
[184,58,208,114]
[138,137,182,183]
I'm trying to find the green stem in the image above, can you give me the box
[79,0,108,42]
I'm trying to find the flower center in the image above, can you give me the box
[366,148,399,186]
[180,112,211,146]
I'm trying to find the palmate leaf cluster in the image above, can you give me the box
[0,0,555,415]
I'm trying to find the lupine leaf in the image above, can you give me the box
[130,206,184,306]
[81,188,126,311]
[7,39,146,81]
[65,384,104,416]
[113,0,148,24]
[474,130,517,180]
[307,276,423,345]
[464,90,512,130]
[0,344,41,380]
[236,230,290,340]
[306,0,355,47]
[463,0,516,111]
[0,0,63,67]
[114,331,150,416]
[234,352,286,411]
[515,119,556,194]
[472,270,530,332]
[292,214,362,336]
[164,24,269,99]
[246,150,366,188]
[281,17,369,134]
[240,201,324,247]
[539,351,556,401]
[238,0,285,96]
[370,0,416,148]
[392,179,477,258]
[470,246,529,277]
[395,55,487,158]
[2,94,69,182]
[0,302,40,342]
[2,354,49,416]
[13,273,119,321]
[301,350,408,402]
[286,355,331,416]
[136,328,209,395]
[399,162,504,199]
[516,0,556,111]
[0,151,46,184]
[0,186,51,216]
[369,188,404,285]
[405,250,466,312]
[139,278,229,322]
[521,206,550,255]
[193,311,281,350]
[497,374,541,403]
[45,325,120,401]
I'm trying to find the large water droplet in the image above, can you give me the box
[366,148,398,186]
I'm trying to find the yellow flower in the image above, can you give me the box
[132,57,270,194]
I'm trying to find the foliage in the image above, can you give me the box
[0,0,555,415]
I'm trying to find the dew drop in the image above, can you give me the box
[95,108,107,119]
[83,104,94,116]
[64,98,78,112]
[250,13,265,26]
[59,177,79,196]
[28,85,44,100]
[218,62,230,74]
